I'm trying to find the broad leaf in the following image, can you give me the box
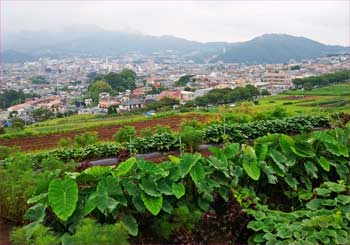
[137,160,167,176]
[190,161,206,187]
[306,199,322,210]
[254,144,268,162]
[284,174,298,190]
[290,142,315,158]
[83,192,97,216]
[178,153,201,178]
[223,143,240,158]
[318,156,330,172]
[121,214,138,236]
[242,145,260,180]
[84,166,112,177]
[269,149,287,166]
[24,204,46,222]
[48,177,78,221]
[95,176,122,213]
[115,157,136,176]
[140,178,161,197]
[141,192,163,215]
[27,193,48,204]
[172,183,185,199]
[304,161,318,179]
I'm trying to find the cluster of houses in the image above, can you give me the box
[87,87,212,114]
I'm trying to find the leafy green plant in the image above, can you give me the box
[114,126,136,143]
[243,181,350,245]
[180,126,204,153]
[73,132,98,147]
[10,224,59,245]
[181,119,203,130]
[58,137,72,148]
[63,218,129,245]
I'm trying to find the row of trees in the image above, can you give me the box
[187,85,267,107]
[292,70,350,89]
[88,69,137,103]
[0,90,37,109]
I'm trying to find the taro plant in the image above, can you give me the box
[241,181,350,245]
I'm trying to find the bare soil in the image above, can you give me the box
[0,219,12,245]
[0,115,209,152]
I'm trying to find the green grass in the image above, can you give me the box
[215,83,350,119]
[283,83,350,96]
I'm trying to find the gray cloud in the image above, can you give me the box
[1,0,349,45]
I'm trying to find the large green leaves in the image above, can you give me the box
[24,203,46,222]
[114,157,136,176]
[140,178,161,197]
[121,214,138,236]
[141,192,163,215]
[242,145,260,181]
[95,176,122,213]
[178,153,201,178]
[318,156,330,172]
[290,142,315,158]
[48,177,78,221]
[190,161,206,187]
[172,183,185,199]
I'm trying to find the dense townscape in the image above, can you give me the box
[1,53,349,125]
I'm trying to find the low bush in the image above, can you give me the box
[114,126,136,143]
[74,132,98,147]
[180,126,204,153]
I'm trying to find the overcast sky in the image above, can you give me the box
[1,0,349,45]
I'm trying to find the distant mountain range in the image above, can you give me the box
[1,26,349,64]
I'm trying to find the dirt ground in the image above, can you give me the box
[0,220,12,245]
[0,115,209,152]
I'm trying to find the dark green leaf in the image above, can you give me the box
[121,214,138,236]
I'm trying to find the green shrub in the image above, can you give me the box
[0,145,12,159]
[114,126,136,143]
[180,126,204,152]
[140,127,153,137]
[0,127,5,134]
[271,106,288,118]
[58,137,72,148]
[155,124,171,134]
[152,205,202,241]
[10,224,59,245]
[64,218,129,245]
[181,119,203,130]
[224,114,251,123]
[74,132,98,147]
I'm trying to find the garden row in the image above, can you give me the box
[7,125,350,244]
[0,115,330,162]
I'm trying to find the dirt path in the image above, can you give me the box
[0,115,208,152]
[0,220,12,245]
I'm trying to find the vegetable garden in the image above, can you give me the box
[0,114,349,244]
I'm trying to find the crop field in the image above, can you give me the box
[0,114,210,151]
[254,83,350,113]
[1,115,349,244]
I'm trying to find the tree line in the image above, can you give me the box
[292,70,350,89]
[187,85,266,107]
[0,90,38,109]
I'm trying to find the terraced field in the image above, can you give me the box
[0,114,209,151]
